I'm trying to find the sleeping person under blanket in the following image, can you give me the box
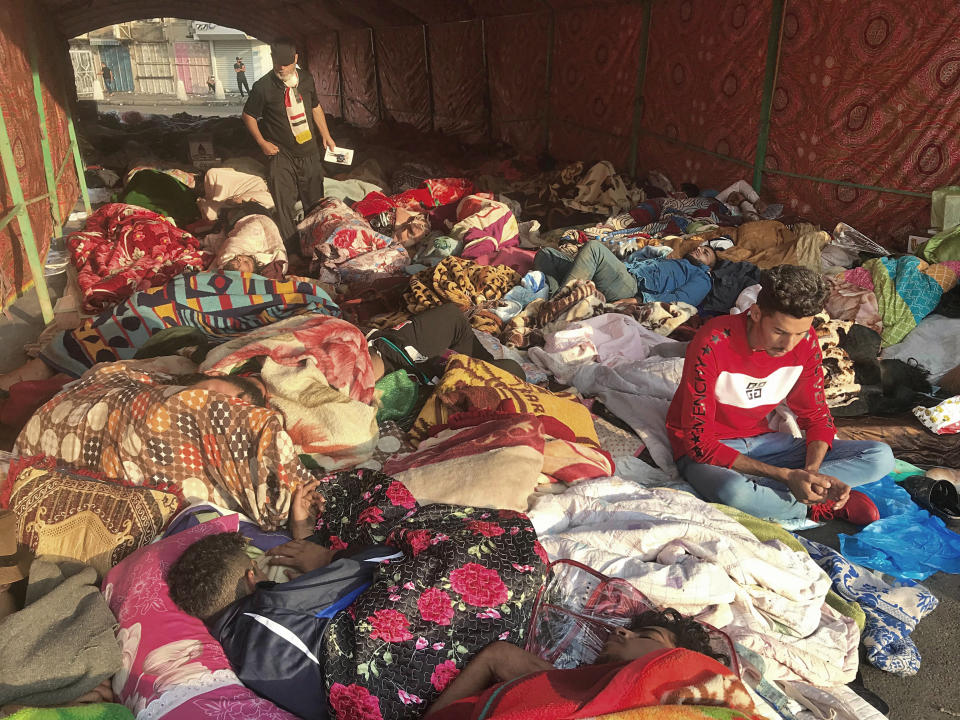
[367,303,525,383]
[167,469,547,720]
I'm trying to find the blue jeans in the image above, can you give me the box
[677,433,895,522]
[533,241,638,301]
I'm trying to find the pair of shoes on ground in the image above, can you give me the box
[808,490,880,526]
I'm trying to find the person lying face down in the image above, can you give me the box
[425,607,729,717]
[168,522,400,720]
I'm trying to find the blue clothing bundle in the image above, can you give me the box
[622,251,712,306]
[798,536,938,676]
[838,475,960,580]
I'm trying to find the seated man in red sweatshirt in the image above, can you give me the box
[666,265,893,525]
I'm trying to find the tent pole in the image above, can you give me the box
[66,105,92,215]
[543,6,555,155]
[753,0,786,192]
[370,28,384,123]
[423,25,435,133]
[28,23,61,234]
[0,101,55,324]
[627,0,653,177]
[480,19,493,140]
[336,32,346,119]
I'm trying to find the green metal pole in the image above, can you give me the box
[753,0,786,191]
[627,0,653,176]
[28,23,61,234]
[66,106,92,215]
[0,102,55,324]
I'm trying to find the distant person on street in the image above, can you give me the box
[101,63,114,94]
[234,56,250,96]
[242,38,336,255]
[207,76,217,95]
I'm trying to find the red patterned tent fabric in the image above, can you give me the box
[549,5,644,171]
[764,0,960,243]
[485,13,549,153]
[0,1,79,310]
[429,21,487,141]
[636,0,768,193]
[8,0,960,254]
[339,28,380,127]
[374,26,431,132]
[305,28,342,119]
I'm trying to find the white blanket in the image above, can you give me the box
[569,355,685,472]
[529,477,860,687]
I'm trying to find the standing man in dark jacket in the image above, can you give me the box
[234,56,250,96]
[242,38,336,254]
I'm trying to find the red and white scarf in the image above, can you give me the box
[280,71,313,145]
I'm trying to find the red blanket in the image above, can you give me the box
[429,648,762,720]
[68,203,212,312]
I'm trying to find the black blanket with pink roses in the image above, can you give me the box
[314,469,548,720]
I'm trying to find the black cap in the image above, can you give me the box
[270,39,296,66]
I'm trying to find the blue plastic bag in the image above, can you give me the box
[838,476,960,580]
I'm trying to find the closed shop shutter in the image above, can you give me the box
[213,40,254,95]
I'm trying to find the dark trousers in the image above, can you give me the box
[267,148,325,255]
[371,304,525,380]
[237,74,250,95]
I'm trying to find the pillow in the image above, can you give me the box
[103,515,297,720]
[1,462,180,577]
[914,395,960,435]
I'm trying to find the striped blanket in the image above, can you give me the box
[42,271,339,377]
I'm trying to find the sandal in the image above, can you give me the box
[899,474,960,529]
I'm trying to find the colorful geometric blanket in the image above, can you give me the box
[67,203,212,312]
[15,362,310,530]
[41,272,338,377]
[428,648,763,720]
[844,256,960,346]
[315,469,547,720]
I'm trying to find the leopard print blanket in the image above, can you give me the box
[403,256,521,330]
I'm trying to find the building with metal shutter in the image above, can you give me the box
[193,24,269,96]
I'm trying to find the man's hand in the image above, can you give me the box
[784,468,849,506]
[821,474,851,509]
[289,479,324,539]
[260,140,280,156]
[322,135,336,152]
[784,469,830,504]
[267,539,336,578]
